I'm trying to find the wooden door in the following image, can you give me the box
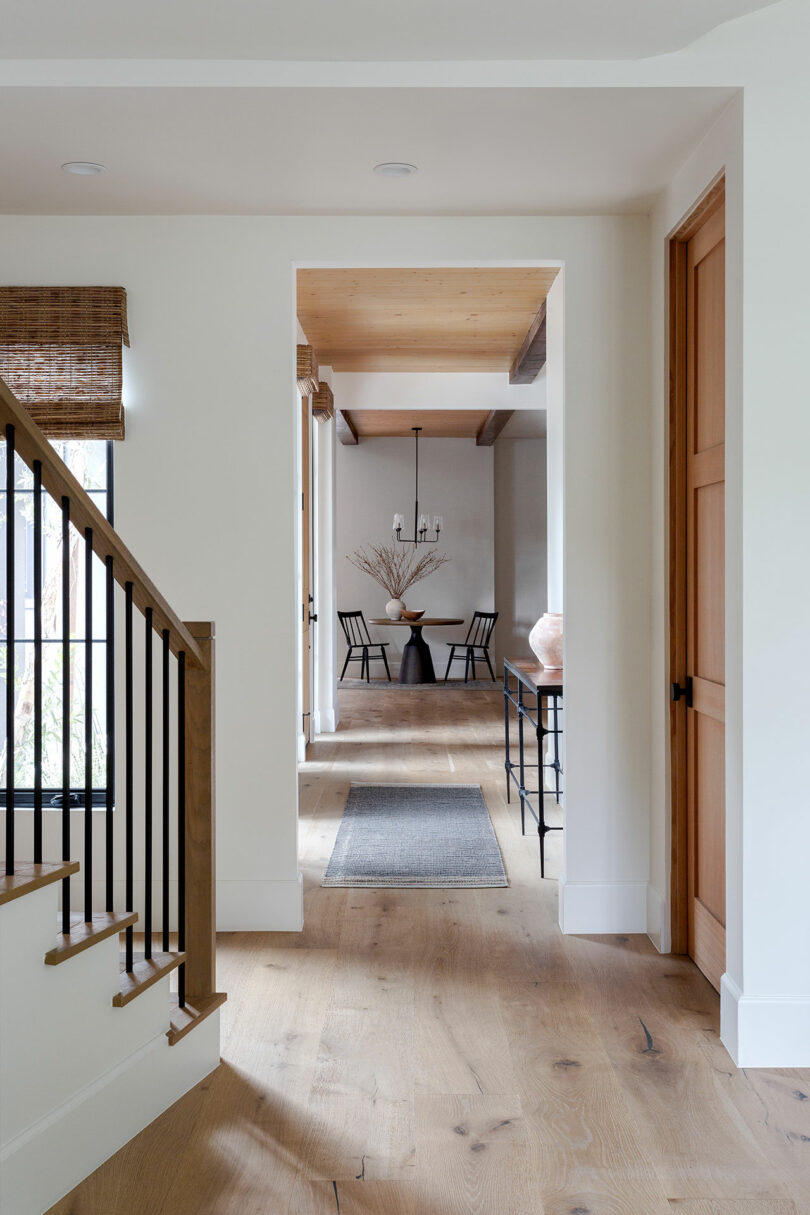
[301,395,313,748]
[683,200,726,990]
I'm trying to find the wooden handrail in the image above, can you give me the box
[0,376,204,669]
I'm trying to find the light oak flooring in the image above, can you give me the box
[51,689,810,1214]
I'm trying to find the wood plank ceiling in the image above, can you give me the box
[348,409,489,438]
[296,266,559,373]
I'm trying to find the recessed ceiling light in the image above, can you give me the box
[373,162,418,178]
[61,162,106,176]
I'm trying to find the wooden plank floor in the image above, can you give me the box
[50,689,810,1214]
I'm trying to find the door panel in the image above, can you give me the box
[694,481,724,685]
[693,712,726,926]
[685,199,726,991]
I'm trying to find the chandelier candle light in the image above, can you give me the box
[393,426,443,545]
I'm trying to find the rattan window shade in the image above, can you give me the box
[0,286,130,440]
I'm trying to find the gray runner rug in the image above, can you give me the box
[322,782,508,888]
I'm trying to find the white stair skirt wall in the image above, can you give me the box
[0,884,221,1215]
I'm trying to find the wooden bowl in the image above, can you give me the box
[400,609,425,621]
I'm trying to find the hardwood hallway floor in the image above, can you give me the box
[51,689,810,1215]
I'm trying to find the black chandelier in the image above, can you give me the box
[393,427,443,545]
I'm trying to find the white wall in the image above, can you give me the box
[312,396,339,734]
[336,436,494,674]
[545,273,565,614]
[332,370,545,413]
[493,437,547,672]
[0,216,651,957]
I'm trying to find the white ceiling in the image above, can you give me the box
[0,0,780,60]
[0,86,736,215]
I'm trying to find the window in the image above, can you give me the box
[0,439,113,808]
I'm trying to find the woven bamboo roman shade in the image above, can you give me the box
[0,286,130,439]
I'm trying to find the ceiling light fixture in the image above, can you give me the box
[61,162,106,176]
[393,428,443,546]
[373,162,418,177]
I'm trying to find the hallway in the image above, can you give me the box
[52,689,810,1214]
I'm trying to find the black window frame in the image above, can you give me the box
[0,440,115,810]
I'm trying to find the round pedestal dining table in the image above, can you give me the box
[368,617,463,684]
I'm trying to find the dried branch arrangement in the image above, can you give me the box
[347,543,450,600]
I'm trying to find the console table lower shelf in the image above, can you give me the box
[503,656,563,877]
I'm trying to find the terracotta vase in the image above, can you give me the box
[385,598,405,620]
[529,612,563,669]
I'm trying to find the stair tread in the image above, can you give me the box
[168,992,227,1045]
[44,910,139,964]
[113,951,187,1007]
[0,860,80,907]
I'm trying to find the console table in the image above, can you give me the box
[503,656,563,877]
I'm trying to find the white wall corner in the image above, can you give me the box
[316,705,339,734]
[645,882,670,953]
[297,732,307,763]
[0,1015,220,1215]
[216,874,303,931]
[720,974,810,1068]
[558,879,648,935]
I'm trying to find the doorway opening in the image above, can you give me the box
[295,262,563,890]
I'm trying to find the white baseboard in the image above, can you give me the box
[558,879,648,935]
[313,703,339,734]
[216,874,303,931]
[646,882,670,953]
[721,973,810,1067]
[0,1014,220,1215]
[297,732,307,762]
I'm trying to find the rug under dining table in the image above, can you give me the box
[322,782,508,888]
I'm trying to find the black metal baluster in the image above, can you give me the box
[144,608,153,960]
[124,581,134,971]
[105,556,114,912]
[4,425,15,876]
[33,460,42,865]
[61,497,71,934]
[84,529,93,923]
[177,650,186,1007]
[162,629,170,953]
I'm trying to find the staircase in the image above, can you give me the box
[0,377,225,1215]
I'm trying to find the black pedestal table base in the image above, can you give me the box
[399,625,436,684]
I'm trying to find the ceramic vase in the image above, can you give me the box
[529,612,563,669]
[385,598,405,620]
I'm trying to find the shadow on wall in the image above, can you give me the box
[493,437,548,672]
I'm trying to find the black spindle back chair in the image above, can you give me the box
[338,611,391,683]
[444,610,499,682]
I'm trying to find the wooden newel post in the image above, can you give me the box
[183,621,216,1003]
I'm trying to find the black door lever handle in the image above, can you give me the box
[670,678,693,707]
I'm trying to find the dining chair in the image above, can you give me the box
[338,611,392,682]
[444,610,499,682]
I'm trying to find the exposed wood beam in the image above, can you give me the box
[336,409,358,445]
[296,344,319,396]
[476,410,515,446]
[312,381,334,424]
[509,300,547,384]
